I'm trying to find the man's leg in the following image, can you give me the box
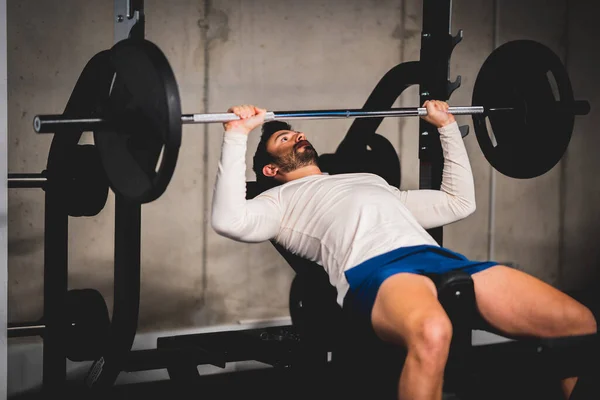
[472,265,597,399]
[371,273,452,400]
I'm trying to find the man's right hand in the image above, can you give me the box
[420,100,455,128]
[224,105,267,135]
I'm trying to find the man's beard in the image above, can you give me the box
[274,144,319,173]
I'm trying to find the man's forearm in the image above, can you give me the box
[396,106,477,229]
[211,131,250,238]
[437,121,476,215]
[211,131,281,242]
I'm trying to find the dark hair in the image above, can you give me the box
[252,121,292,189]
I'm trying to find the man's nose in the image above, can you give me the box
[295,132,306,142]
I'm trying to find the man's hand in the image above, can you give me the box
[420,100,455,128]
[224,104,267,135]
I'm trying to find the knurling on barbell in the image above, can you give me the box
[32,38,590,203]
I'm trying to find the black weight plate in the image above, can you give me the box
[319,133,401,188]
[66,289,110,362]
[66,145,109,217]
[46,50,115,188]
[472,40,575,179]
[94,38,181,203]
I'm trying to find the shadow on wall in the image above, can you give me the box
[8,209,292,335]
[69,250,292,333]
[68,264,228,333]
[562,220,600,294]
[7,259,226,333]
[7,197,44,256]
[7,235,43,257]
[7,199,44,322]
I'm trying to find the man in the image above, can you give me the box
[211,101,596,400]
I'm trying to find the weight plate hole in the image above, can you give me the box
[79,132,94,145]
[486,117,497,147]
[546,70,560,101]
[109,73,117,97]
[155,145,165,173]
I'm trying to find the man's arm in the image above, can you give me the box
[396,101,476,229]
[211,105,282,243]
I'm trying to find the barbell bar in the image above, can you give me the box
[33,106,487,133]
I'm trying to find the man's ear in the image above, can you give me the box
[262,164,279,178]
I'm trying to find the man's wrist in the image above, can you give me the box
[437,120,459,135]
[435,116,456,129]
[224,127,250,136]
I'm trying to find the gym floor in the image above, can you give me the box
[10,287,598,400]
[8,362,567,400]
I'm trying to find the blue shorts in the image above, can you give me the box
[343,245,498,326]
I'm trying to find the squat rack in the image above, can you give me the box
[7,0,597,399]
[6,0,455,394]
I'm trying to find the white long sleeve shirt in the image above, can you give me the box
[211,121,476,306]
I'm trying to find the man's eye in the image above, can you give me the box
[281,137,288,142]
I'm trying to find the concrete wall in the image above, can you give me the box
[560,0,600,291]
[6,0,600,394]
[490,0,567,286]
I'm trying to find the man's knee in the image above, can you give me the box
[406,313,453,366]
[562,302,597,336]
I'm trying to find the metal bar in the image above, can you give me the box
[7,321,76,338]
[8,173,47,188]
[190,106,483,123]
[8,323,45,337]
[33,116,106,133]
[114,0,141,43]
[35,106,485,133]
[43,168,69,393]
[85,197,141,389]
[419,0,454,246]
[1,2,7,399]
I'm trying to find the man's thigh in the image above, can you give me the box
[471,265,597,338]
[370,273,449,346]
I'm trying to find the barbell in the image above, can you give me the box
[34,106,487,132]
[31,38,590,203]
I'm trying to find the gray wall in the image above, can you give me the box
[560,1,600,290]
[6,0,600,393]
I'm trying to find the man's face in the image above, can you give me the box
[266,129,318,173]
